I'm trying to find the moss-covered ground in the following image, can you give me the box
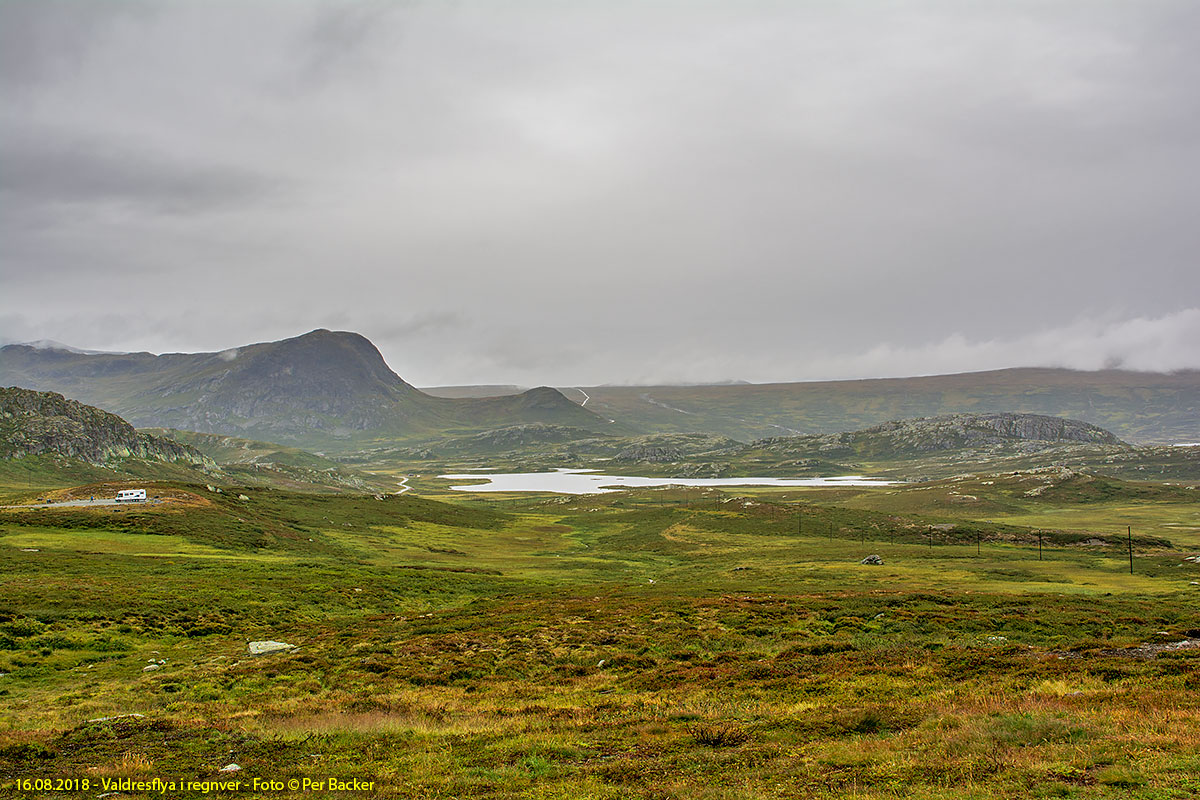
[2,479,1199,798]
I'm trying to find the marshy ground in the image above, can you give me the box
[1,478,1198,798]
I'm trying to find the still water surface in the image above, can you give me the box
[439,468,894,494]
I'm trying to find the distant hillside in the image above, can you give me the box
[725,413,1139,480]
[142,428,388,493]
[420,385,530,399]
[576,368,1200,445]
[141,428,351,471]
[8,333,1194,450]
[0,330,612,452]
[752,413,1124,461]
[431,423,611,455]
[373,412,1144,481]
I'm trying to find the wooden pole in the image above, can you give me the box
[1038,530,1042,561]
[1128,526,1134,575]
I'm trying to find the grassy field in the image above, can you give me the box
[2,477,1199,799]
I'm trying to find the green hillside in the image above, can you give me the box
[0,331,612,452]
[142,428,354,471]
[576,368,1200,445]
[352,413,1199,483]
[0,390,387,496]
[140,428,393,494]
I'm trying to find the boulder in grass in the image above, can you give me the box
[860,555,884,565]
[248,641,295,655]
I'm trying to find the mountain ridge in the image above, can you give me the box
[573,368,1200,445]
[4,331,1197,448]
[0,329,611,451]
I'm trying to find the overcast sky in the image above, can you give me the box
[2,1,1198,386]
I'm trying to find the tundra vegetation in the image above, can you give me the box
[2,469,1199,799]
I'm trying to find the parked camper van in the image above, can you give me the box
[115,489,147,503]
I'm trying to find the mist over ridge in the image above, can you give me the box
[2,2,1197,387]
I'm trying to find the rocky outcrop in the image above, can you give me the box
[442,424,604,453]
[606,434,741,460]
[0,387,216,469]
[858,413,1122,450]
[753,413,1124,460]
[614,445,685,463]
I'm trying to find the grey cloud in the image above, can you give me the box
[0,131,278,214]
[0,1,150,90]
[295,1,404,85]
[370,312,464,340]
[1,2,1198,387]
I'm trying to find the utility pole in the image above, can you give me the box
[928,525,932,550]
[1038,530,1042,561]
[1128,526,1134,575]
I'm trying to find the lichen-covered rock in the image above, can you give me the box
[0,387,217,469]
[614,445,684,463]
[750,413,1125,462]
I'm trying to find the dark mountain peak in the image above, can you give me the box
[258,329,394,371]
[291,328,368,346]
[517,386,576,409]
[232,329,414,397]
[182,330,429,434]
[0,331,613,449]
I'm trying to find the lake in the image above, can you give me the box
[438,468,894,494]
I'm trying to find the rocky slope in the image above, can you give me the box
[754,413,1123,460]
[0,387,215,469]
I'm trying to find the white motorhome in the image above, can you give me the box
[115,489,147,503]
